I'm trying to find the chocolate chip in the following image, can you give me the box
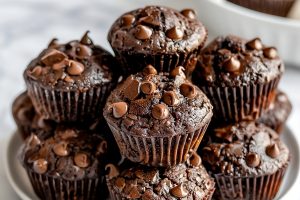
[266,143,280,158]
[166,26,184,40]
[224,57,241,72]
[59,128,78,140]
[53,142,69,157]
[135,25,152,40]
[48,38,59,48]
[52,59,68,71]
[188,152,202,167]
[76,44,92,58]
[80,31,93,45]
[97,140,107,154]
[111,102,128,118]
[246,153,260,167]
[162,91,179,106]
[64,75,74,83]
[138,16,160,27]
[246,38,262,50]
[124,78,140,100]
[142,64,157,75]
[115,177,126,191]
[41,49,67,66]
[152,104,169,120]
[140,81,156,94]
[263,47,277,59]
[74,152,90,168]
[105,164,119,180]
[181,9,196,19]
[180,83,197,98]
[28,134,41,147]
[28,66,43,80]
[67,60,85,76]
[122,14,135,27]
[170,184,188,198]
[170,66,186,78]
[33,159,48,174]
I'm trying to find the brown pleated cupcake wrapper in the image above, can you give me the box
[26,169,104,200]
[212,163,288,200]
[107,122,209,167]
[228,0,295,17]
[106,175,215,200]
[114,46,201,78]
[201,77,280,123]
[26,81,113,122]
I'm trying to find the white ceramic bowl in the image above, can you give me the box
[195,0,300,66]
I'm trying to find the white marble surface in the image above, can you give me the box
[0,0,299,199]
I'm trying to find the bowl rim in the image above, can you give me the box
[206,0,300,28]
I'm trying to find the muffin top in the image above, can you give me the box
[106,153,214,199]
[258,90,292,132]
[108,6,207,54]
[103,65,213,137]
[201,122,289,176]
[20,126,109,180]
[24,31,115,91]
[12,91,54,132]
[192,35,284,87]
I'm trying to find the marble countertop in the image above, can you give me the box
[0,0,299,199]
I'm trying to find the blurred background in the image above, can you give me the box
[0,0,300,199]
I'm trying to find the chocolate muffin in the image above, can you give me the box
[201,122,289,200]
[24,31,117,122]
[108,6,207,77]
[103,65,213,167]
[19,126,110,200]
[258,90,292,134]
[192,35,284,123]
[106,152,215,200]
[227,0,295,17]
[12,91,54,139]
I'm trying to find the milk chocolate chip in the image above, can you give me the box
[41,49,67,66]
[263,47,277,59]
[53,142,69,157]
[124,78,140,100]
[181,9,196,19]
[140,81,156,94]
[105,164,119,180]
[189,152,202,167]
[166,26,184,40]
[162,91,179,106]
[180,83,197,98]
[142,64,157,75]
[67,60,85,75]
[152,104,169,120]
[266,143,280,158]
[111,102,128,118]
[246,38,263,50]
[170,66,186,78]
[76,44,92,58]
[48,38,59,48]
[74,152,90,168]
[80,31,93,45]
[139,16,160,27]
[97,140,107,154]
[224,57,241,72]
[28,66,43,80]
[135,25,152,40]
[122,14,135,27]
[33,159,48,174]
[170,184,188,198]
[246,153,260,167]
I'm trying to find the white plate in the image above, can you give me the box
[195,0,300,66]
[4,128,300,200]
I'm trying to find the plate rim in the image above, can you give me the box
[4,127,300,200]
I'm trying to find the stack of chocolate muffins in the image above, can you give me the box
[12,5,292,200]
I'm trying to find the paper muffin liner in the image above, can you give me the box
[212,163,288,200]
[26,169,105,200]
[106,175,215,200]
[201,77,280,123]
[26,81,113,122]
[107,121,210,167]
[113,46,201,78]
[228,0,295,17]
